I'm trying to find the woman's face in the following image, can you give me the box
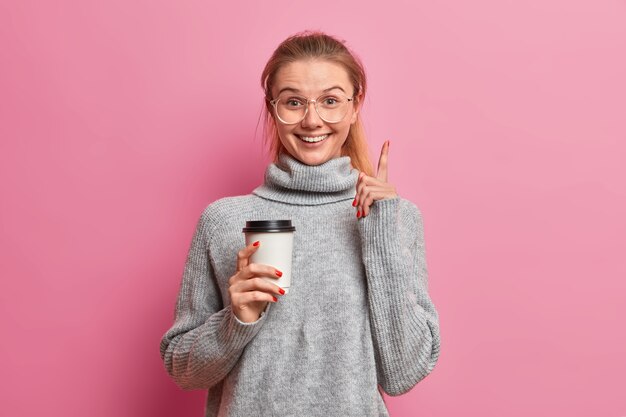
[271,60,361,166]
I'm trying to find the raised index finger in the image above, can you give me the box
[376,140,390,182]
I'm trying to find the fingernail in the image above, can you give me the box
[279,288,285,295]
[356,210,361,218]
[272,296,278,302]
[352,198,357,207]
[275,270,283,277]
[253,241,260,247]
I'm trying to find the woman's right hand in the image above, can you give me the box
[228,240,285,323]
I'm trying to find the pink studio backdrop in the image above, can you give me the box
[1,1,625,416]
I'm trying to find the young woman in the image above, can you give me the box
[160,30,441,416]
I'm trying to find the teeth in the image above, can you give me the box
[298,134,329,143]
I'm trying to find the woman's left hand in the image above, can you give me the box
[353,140,398,218]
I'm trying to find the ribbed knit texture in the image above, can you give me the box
[160,152,441,417]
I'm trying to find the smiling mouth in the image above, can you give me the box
[296,134,330,143]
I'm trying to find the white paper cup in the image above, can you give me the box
[242,220,295,294]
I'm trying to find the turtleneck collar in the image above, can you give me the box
[252,152,359,206]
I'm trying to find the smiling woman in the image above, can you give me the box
[261,32,375,176]
[266,60,358,166]
[159,30,441,417]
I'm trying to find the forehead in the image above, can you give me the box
[273,60,352,96]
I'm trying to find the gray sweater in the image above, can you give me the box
[160,152,441,416]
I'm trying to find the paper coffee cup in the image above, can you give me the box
[242,220,295,294]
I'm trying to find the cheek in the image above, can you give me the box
[277,126,298,149]
[333,124,351,145]
[337,121,352,135]
[276,124,292,139]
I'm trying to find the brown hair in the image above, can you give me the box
[259,30,374,176]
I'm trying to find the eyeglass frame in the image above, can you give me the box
[266,92,355,125]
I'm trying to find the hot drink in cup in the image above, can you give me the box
[242,220,295,294]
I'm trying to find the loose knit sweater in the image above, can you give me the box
[159,152,441,417]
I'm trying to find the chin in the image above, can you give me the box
[281,137,344,166]
[296,151,339,166]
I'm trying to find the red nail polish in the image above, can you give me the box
[279,288,285,295]
[272,296,278,302]
[253,241,260,246]
[352,199,357,207]
[275,270,283,277]
[356,210,361,218]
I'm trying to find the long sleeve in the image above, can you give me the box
[358,196,441,396]
[159,207,270,390]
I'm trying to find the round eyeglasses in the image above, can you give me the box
[267,92,354,124]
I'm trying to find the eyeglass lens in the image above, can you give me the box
[275,94,350,124]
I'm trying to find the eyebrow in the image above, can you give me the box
[277,86,346,96]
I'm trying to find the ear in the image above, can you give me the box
[350,90,364,124]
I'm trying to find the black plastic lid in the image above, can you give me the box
[242,220,296,233]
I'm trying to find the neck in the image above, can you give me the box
[252,152,359,206]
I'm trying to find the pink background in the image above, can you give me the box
[1,1,625,416]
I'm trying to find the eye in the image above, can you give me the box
[320,95,343,107]
[284,97,305,107]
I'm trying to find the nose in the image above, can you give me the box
[301,100,323,128]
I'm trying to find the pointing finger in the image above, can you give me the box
[376,140,390,182]
[353,171,365,203]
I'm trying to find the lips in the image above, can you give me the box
[296,134,330,143]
